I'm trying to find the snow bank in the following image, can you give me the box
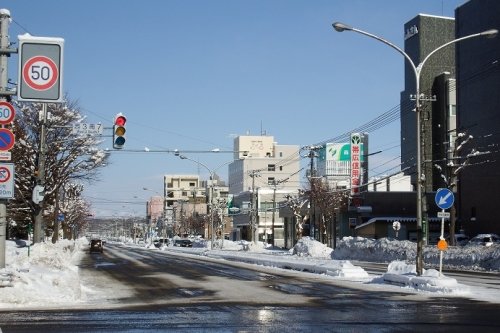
[333,236,500,271]
[0,238,88,308]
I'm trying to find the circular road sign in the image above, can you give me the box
[0,101,15,125]
[22,55,59,91]
[0,165,11,183]
[435,188,454,210]
[0,128,15,151]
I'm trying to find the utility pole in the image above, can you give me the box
[308,146,321,240]
[249,170,260,243]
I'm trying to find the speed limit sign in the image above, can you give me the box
[18,34,64,102]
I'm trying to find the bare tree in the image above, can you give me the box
[9,98,109,241]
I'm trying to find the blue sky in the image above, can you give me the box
[3,0,466,217]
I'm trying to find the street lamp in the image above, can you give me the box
[178,155,232,249]
[332,21,497,276]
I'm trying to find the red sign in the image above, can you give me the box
[0,101,15,125]
[0,128,15,151]
[0,165,11,183]
[22,56,59,91]
[350,133,361,195]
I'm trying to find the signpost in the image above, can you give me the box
[0,101,15,124]
[0,163,14,199]
[18,34,64,102]
[435,188,455,276]
[0,128,15,151]
[72,123,103,136]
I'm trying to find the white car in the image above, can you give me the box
[468,233,500,246]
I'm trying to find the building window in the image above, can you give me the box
[268,177,275,185]
[268,164,275,171]
[449,105,456,116]
[189,182,196,187]
[280,166,283,171]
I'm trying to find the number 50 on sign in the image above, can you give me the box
[18,34,64,103]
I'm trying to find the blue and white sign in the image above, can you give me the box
[435,188,454,210]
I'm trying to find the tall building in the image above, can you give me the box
[400,14,456,192]
[228,135,300,246]
[455,0,500,235]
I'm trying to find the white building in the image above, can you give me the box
[228,135,300,247]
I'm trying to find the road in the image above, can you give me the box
[0,243,499,332]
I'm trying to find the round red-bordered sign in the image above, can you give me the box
[22,55,59,91]
[0,128,15,151]
[0,101,16,125]
[0,166,11,183]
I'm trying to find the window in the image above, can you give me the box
[268,177,275,185]
[189,182,196,187]
[280,166,283,171]
[268,164,275,171]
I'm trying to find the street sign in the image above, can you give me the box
[0,152,11,161]
[435,188,454,210]
[0,128,15,151]
[437,211,451,218]
[0,163,14,199]
[72,123,103,136]
[0,101,15,125]
[18,34,64,102]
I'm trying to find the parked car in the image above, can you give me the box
[90,239,103,253]
[174,239,193,247]
[447,233,469,246]
[468,233,500,247]
[153,238,170,248]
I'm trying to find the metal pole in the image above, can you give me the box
[0,9,11,268]
[272,183,276,248]
[34,103,47,243]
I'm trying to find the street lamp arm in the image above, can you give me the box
[332,22,418,80]
[419,29,498,76]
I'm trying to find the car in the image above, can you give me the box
[90,239,104,253]
[153,238,170,248]
[447,233,469,246]
[468,233,500,246]
[454,233,470,246]
[174,239,192,247]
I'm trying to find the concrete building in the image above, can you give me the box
[400,14,456,192]
[455,0,500,235]
[164,174,230,238]
[228,135,300,247]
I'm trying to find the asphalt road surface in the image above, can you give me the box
[0,243,499,332]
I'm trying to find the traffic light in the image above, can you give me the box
[113,113,127,149]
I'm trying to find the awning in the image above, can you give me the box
[355,216,446,230]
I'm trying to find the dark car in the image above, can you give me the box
[153,238,170,248]
[174,239,192,247]
[90,239,103,253]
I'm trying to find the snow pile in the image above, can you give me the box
[383,261,465,293]
[333,236,500,271]
[290,236,334,258]
[0,238,88,307]
[332,237,416,262]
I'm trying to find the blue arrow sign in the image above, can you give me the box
[435,188,454,210]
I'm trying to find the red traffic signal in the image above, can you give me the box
[113,113,127,149]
